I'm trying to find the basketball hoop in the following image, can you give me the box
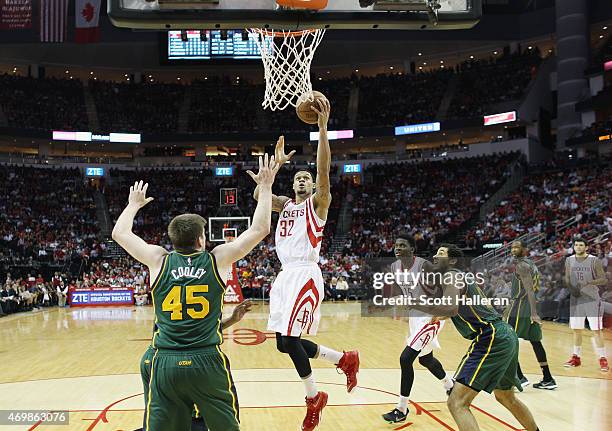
[248,27,326,111]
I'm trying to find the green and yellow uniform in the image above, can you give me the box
[504,257,542,341]
[452,272,521,393]
[144,250,239,431]
[140,345,208,431]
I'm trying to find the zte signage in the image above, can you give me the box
[343,164,362,174]
[483,111,517,126]
[69,290,134,306]
[394,122,441,136]
[215,167,234,177]
[85,167,104,177]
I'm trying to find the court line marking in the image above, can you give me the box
[2,368,610,385]
[23,380,525,431]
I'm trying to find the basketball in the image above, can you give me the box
[296,91,328,124]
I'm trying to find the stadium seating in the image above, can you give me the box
[0,74,88,131]
[345,152,521,256]
[0,51,544,137]
[0,165,100,266]
[465,161,612,247]
[90,81,185,134]
[447,50,542,119]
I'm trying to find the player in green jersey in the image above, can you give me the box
[139,300,253,431]
[112,154,280,431]
[415,244,541,431]
[506,240,557,390]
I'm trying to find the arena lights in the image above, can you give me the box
[309,130,354,141]
[395,122,441,136]
[215,167,234,177]
[483,111,516,126]
[52,131,141,143]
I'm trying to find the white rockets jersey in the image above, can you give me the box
[275,196,325,266]
[390,256,428,298]
[566,254,600,301]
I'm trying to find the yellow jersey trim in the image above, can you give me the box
[216,345,240,424]
[145,349,159,430]
[469,323,496,386]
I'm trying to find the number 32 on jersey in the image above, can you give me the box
[162,285,209,320]
[279,219,295,237]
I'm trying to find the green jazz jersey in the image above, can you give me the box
[151,250,226,349]
[451,271,503,340]
[511,257,541,300]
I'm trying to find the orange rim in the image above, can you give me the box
[249,28,321,38]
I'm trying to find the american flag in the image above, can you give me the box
[40,0,69,42]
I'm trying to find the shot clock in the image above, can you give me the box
[220,188,238,207]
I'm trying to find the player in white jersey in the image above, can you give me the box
[563,237,609,372]
[253,99,359,431]
[382,233,454,424]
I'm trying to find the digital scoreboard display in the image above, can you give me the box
[167,30,273,61]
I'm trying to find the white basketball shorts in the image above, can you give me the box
[569,300,604,330]
[407,315,444,357]
[267,262,325,337]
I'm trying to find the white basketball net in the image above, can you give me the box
[248,28,326,111]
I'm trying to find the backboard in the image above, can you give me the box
[109,0,482,31]
[208,217,251,242]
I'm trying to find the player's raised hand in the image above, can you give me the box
[128,180,154,209]
[311,97,330,129]
[246,153,280,187]
[274,135,296,165]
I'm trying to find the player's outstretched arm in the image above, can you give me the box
[111,181,167,269]
[311,98,332,220]
[214,154,280,268]
[253,136,293,212]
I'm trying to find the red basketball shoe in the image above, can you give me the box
[337,350,360,393]
[563,354,581,367]
[599,357,609,372]
[301,391,328,431]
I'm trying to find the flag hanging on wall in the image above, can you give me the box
[40,0,69,42]
[75,0,101,43]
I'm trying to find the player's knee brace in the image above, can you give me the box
[275,333,287,353]
[418,352,434,368]
[399,346,419,368]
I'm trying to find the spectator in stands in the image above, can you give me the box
[57,282,68,308]
[336,276,349,301]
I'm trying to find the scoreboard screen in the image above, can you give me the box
[167,30,273,61]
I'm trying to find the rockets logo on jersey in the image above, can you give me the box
[275,197,325,266]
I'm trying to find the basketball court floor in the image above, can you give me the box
[0,302,610,431]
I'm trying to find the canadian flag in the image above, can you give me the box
[75,0,100,43]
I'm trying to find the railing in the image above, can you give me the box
[472,231,544,272]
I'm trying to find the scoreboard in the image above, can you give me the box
[167,30,273,61]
